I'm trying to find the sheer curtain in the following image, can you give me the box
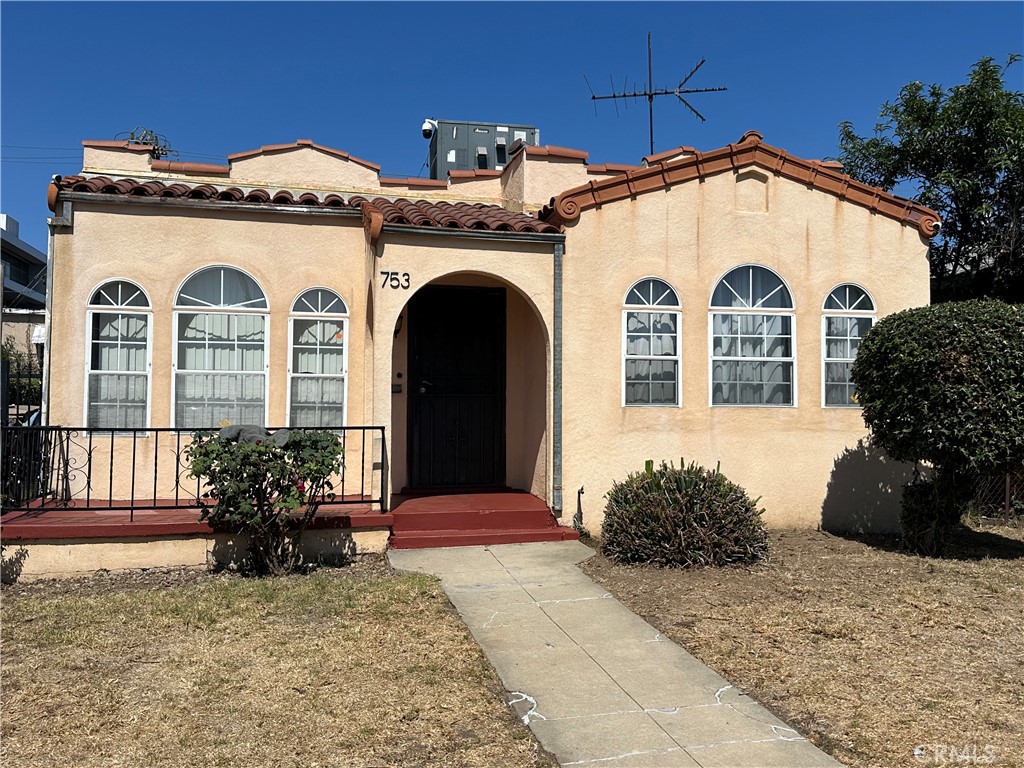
[88,311,148,428]
[175,311,266,428]
[290,316,345,427]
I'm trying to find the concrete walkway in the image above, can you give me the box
[389,540,843,768]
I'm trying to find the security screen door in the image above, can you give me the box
[408,285,506,488]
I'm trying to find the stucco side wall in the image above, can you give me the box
[371,236,554,501]
[522,157,592,211]
[82,146,153,175]
[449,176,504,200]
[560,168,930,531]
[229,148,380,191]
[48,204,368,433]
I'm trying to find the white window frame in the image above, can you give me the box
[83,279,153,431]
[821,283,875,408]
[621,277,682,407]
[171,266,270,429]
[708,264,797,408]
[287,287,349,428]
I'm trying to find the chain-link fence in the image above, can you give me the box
[967,465,1024,522]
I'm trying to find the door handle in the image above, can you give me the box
[419,379,434,394]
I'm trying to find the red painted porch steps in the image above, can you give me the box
[388,491,579,550]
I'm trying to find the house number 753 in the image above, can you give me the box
[380,271,411,289]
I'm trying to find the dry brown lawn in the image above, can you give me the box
[581,523,1024,768]
[1,557,554,768]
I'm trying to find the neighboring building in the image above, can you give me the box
[425,118,539,178]
[1,213,47,354]
[42,130,939,532]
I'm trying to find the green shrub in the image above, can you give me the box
[852,300,1024,554]
[185,425,344,575]
[601,460,768,568]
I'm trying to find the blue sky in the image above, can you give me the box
[2,1,1022,248]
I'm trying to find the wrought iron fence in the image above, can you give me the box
[0,425,387,517]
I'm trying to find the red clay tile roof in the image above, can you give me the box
[227,139,381,172]
[48,176,560,237]
[82,140,154,153]
[523,145,589,161]
[152,160,231,175]
[587,163,639,175]
[379,176,449,189]
[641,146,696,165]
[449,169,503,179]
[541,130,941,238]
[350,197,555,232]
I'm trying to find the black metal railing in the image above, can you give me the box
[0,425,387,517]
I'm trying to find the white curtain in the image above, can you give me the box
[175,311,266,427]
[290,317,346,427]
[88,312,148,429]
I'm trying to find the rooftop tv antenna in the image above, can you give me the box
[114,126,177,159]
[585,32,727,156]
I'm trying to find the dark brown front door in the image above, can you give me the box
[408,285,506,488]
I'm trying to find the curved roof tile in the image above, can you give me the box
[49,176,561,235]
[540,130,940,238]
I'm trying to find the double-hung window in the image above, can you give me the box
[173,266,268,428]
[823,284,875,407]
[623,278,681,406]
[86,280,151,429]
[710,265,795,406]
[288,288,348,427]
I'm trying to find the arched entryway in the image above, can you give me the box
[390,272,548,498]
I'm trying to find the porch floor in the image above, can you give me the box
[1,499,387,541]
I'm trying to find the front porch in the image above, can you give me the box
[0,423,574,579]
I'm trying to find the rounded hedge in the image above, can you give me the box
[601,460,768,568]
[851,300,1024,475]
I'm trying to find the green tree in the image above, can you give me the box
[852,300,1024,554]
[837,56,1024,303]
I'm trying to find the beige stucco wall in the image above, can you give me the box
[47,203,377,499]
[229,147,380,191]
[560,167,930,531]
[448,176,504,200]
[82,146,153,175]
[3,529,389,582]
[50,203,368,429]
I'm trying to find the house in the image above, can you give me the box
[17,128,939,570]
[2,214,47,351]
[2,214,47,424]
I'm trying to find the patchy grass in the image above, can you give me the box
[1,557,553,768]
[581,524,1024,768]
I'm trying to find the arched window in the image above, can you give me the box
[289,288,348,427]
[822,284,875,407]
[710,265,795,406]
[173,266,268,428]
[86,280,151,429]
[623,278,681,406]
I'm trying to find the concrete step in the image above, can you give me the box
[391,507,558,532]
[388,526,580,550]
